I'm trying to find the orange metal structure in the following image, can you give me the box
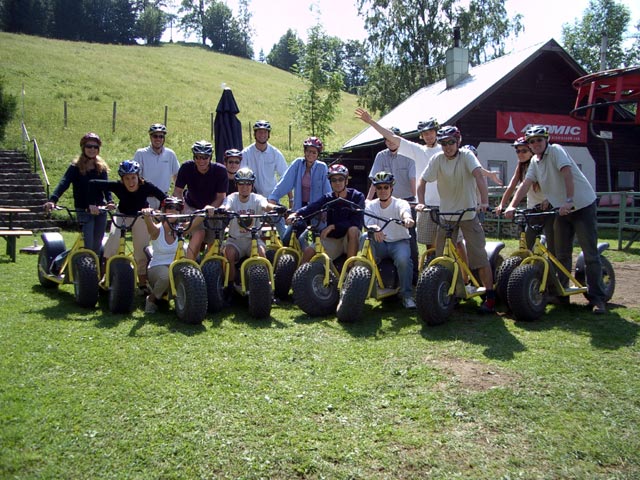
[571,66,640,125]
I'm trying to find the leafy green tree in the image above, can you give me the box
[179,0,208,45]
[562,0,634,71]
[356,0,523,113]
[51,0,86,40]
[235,0,254,59]
[291,24,343,142]
[341,40,368,94]
[203,1,244,56]
[1,0,48,35]
[0,78,18,142]
[267,29,303,72]
[136,5,167,45]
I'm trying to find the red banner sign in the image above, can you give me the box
[496,111,587,144]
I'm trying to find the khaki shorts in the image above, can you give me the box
[224,236,265,259]
[321,236,349,261]
[435,216,488,270]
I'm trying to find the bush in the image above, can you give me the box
[0,77,18,142]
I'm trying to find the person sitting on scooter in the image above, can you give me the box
[173,140,228,260]
[141,196,186,314]
[287,164,365,264]
[221,168,284,285]
[89,160,166,288]
[365,171,416,309]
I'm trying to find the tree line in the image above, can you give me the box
[1,0,638,118]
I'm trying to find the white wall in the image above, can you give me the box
[477,142,596,190]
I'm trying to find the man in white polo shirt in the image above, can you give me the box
[133,123,180,209]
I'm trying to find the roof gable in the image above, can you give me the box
[343,38,586,149]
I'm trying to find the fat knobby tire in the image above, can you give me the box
[495,256,523,306]
[274,253,297,300]
[72,252,99,308]
[416,264,455,326]
[292,261,339,316]
[174,265,208,324]
[247,264,273,319]
[202,260,226,313]
[507,263,546,322]
[574,255,616,303]
[336,265,371,323]
[37,243,58,289]
[108,258,135,313]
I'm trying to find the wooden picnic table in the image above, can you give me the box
[0,207,33,262]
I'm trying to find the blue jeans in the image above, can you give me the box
[78,210,107,255]
[369,237,413,299]
[554,201,605,302]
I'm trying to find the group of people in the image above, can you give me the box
[45,108,609,317]
[356,108,607,315]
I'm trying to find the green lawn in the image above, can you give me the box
[1,234,639,479]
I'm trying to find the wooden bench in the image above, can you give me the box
[0,230,33,262]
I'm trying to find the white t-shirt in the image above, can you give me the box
[422,149,482,221]
[133,145,181,209]
[397,139,442,206]
[223,192,269,239]
[240,143,288,196]
[365,197,412,243]
[525,143,596,210]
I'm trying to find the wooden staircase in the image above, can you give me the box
[0,150,57,231]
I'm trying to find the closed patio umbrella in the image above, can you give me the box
[214,87,243,163]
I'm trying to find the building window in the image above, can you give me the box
[488,160,506,187]
[617,171,635,190]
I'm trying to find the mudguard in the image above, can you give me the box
[575,242,609,275]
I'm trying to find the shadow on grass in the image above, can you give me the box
[419,299,527,361]
[31,284,104,321]
[512,302,639,350]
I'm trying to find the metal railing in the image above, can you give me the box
[21,122,50,198]
[482,189,640,250]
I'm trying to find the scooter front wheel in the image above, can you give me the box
[416,264,455,326]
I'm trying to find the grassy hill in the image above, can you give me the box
[0,32,365,184]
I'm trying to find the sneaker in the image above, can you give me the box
[592,299,607,315]
[547,295,570,306]
[479,299,496,314]
[402,297,416,309]
[145,296,158,314]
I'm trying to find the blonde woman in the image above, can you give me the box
[44,132,112,254]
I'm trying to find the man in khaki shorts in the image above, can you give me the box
[221,168,282,285]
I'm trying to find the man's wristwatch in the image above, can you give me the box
[565,198,574,203]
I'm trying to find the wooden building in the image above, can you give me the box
[332,39,639,196]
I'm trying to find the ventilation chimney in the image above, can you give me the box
[446,26,469,89]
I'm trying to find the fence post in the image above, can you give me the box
[112,101,117,133]
[288,124,292,151]
[164,105,168,126]
[63,101,68,128]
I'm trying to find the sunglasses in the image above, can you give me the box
[226,160,241,165]
[237,181,253,186]
[84,144,100,149]
[330,177,346,183]
[375,185,391,190]
[439,139,457,146]
[194,155,210,160]
[151,134,165,139]
[516,148,530,154]
[527,137,545,144]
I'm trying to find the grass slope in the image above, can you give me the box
[0,32,364,185]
